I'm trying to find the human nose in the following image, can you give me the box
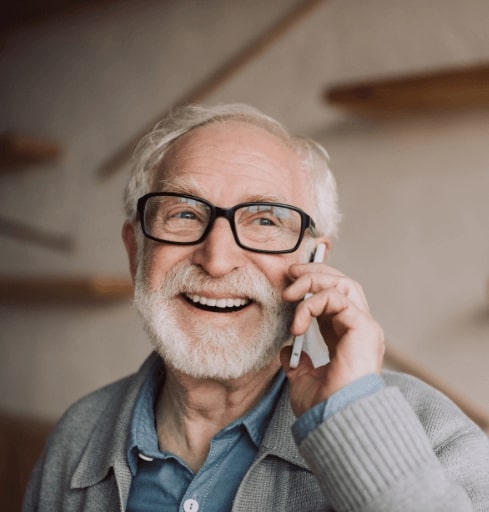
[191,217,246,277]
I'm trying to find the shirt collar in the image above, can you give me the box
[238,369,286,447]
[127,356,286,475]
[127,354,164,474]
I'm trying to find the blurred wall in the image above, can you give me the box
[0,0,488,421]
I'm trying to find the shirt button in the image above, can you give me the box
[183,498,199,512]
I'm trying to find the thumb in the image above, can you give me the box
[280,346,314,378]
[280,345,294,375]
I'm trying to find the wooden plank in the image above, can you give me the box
[325,63,489,114]
[385,343,489,431]
[98,0,327,179]
[0,133,61,169]
[0,216,74,252]
[0,276,133,303]
[2,0,120,35]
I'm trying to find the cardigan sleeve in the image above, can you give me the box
[292,374,385,443]
[296,377,489,512]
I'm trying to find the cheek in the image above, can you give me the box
[257,247,312,293]
[257,258,295,292]
[141,245,190,289]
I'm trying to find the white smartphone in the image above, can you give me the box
[289,243,326,369]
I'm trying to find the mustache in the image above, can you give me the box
[142,262,281,305]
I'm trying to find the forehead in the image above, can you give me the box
[155,120,309,207]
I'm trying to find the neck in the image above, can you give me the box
[155,358,281,472]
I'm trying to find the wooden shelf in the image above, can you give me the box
[0,216,74,252]
[324,63,489,114]
[0,133,61,169]
[0,276,133,303]
[2,0,122,35]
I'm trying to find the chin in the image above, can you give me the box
[145,315,289,381]
[134,261,294,380]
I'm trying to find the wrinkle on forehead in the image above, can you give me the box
[158,176,292,205]
[158,176,207,196]
[152,120,310,208]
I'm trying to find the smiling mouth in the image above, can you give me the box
[183,293,251,313]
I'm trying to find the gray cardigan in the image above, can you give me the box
[23,353,489,511]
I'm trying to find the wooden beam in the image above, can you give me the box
[2,0,120,35]
[0,276,133,303]
[324,63,489,114]
[385,343,489,431]
[0,216,74,252]
[0,133,61,169]
[98,0,327,179]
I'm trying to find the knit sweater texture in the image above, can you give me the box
[23,352,489,511]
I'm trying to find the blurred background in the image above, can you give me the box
[1,0,489,507]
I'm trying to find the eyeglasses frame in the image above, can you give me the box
[136,192,317,254]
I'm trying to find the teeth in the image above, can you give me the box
[187,294,249,309]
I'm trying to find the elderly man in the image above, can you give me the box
[24,104,489,511]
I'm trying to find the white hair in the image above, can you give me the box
[124,103,341,239]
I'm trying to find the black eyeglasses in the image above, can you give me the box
[136,192,316,254]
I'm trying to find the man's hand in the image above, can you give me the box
[280,262,385,417]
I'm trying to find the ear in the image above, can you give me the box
[122,222,139,283]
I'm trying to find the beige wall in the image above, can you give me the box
[1,0,488,421]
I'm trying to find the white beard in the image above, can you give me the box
[134,262,295,380]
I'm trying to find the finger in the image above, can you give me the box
[290,287,351,336]
[280,345,315,376]
[284,272,369,313]
[288,262,345,280]
[292,287,377,341]
[280,345,294,374]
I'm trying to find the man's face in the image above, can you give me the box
[132,121,315,380]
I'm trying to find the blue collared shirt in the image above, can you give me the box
[126,356,287,512]
[126,355,384,511]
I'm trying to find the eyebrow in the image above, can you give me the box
[159,179,291,205]
[159,177,206,196]
[242,193,291,204]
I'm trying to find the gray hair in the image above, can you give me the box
[124,103,341,238]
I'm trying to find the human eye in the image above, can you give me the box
[165,198,205,223]
[145,195,208,239]
[172,209,197,220]
[250,207,276,226]
[247,205,291,225]
[256,217,274,226]
[238,205,291,231]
